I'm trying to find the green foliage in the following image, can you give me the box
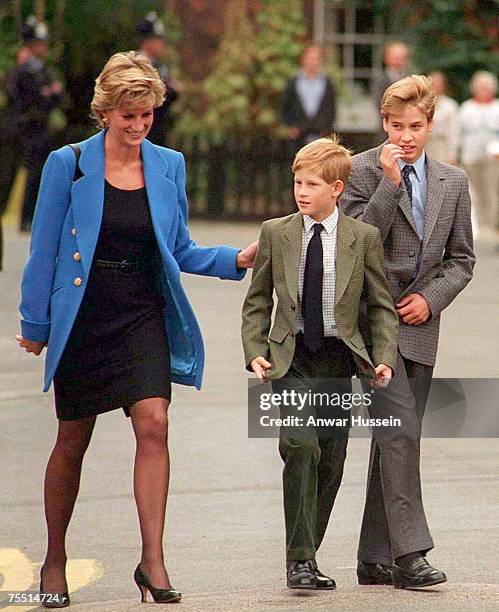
[176,0,308,141]
[0,0,182,131]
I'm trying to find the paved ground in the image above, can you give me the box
[0,223,498,611]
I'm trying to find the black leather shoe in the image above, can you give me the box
[134,564,182,603]
[392,557,447,589]
[39,566,70,608]
[286,559,336,590]
[357,560,393,585]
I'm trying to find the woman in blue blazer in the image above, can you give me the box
[17,52,256,606]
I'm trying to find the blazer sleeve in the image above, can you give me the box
[417,174,476,316]
[241,222,274,370]
[321,78,336,132]
[363,228,399,373]
[172,152,246,281]
[19,149,73,341]
[281,78,297,127]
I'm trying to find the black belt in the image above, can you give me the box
[94,258,152,272]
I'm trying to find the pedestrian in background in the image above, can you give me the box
[137,11,180,146]
[373,41,410,143]
[17,51,256,606]
[10,16,64,233]
[373,41,410,112]
[0,45,32,270]
[459,70,499,242]
[426,71,459,165]
[281,45,336,146]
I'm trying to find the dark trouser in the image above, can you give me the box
[272,334,355,561]
[358,352,434,563]
[20,129,51,231]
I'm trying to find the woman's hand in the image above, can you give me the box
[15,335,46,356]
[237,240,259,269]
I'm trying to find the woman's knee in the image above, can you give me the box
[54,419,95,463]
[132,400,169,446]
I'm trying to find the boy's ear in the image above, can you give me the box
[382,116,389,133]
[427,117,435,132]
[332,179,344,198]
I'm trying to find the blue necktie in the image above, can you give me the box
[302,223,324,352]
[401,165,424,277]
[401,164,414,202]
[401,165,424,239]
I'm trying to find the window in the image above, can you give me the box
[313,0,387,131]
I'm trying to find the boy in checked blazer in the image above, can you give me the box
[241,138,399,590]
[340,75,475,589]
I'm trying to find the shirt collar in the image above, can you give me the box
[303,208,338,235]
[297,70,324,83]
[397,150,426,182]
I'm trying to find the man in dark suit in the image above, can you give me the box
[341,75,475,589]
[281,45,336,146]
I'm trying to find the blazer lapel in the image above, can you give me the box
[335,212,357,305]
[423,158,446,249]
[71,131,106,280]
[282,213,303,303]
[141,140,177,252]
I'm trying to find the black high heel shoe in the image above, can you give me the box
[39,565,70,608]
[134,564,181,604]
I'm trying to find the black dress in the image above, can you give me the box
[53,181,171,421]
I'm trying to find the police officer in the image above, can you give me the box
[12,16,64,232]
[0,46,31,269]
[136,12,179,146]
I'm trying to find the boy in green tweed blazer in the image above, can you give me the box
[241,137,399,590]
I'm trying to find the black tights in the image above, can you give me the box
[42,398,172,593]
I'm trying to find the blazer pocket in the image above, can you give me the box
[436,212,456,227]
[268,327,290,344]
[50,284,65,295]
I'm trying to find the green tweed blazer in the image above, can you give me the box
[241,210,399,380]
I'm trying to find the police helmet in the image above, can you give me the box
[136,11,166,41]
[22,15,49,44]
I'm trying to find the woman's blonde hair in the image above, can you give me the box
[90,51,166,128]
[292,135,352,185]
[381,74,436,120]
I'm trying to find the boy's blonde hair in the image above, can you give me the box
[381,74,436,120]
[91,51,166,128]
[292,135,352,185]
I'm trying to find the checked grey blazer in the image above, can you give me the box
[340,143,475,367]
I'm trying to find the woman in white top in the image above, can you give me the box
[426,72,459,165]
[459,71,499,241]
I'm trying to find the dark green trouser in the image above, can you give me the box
[272,333,354,561]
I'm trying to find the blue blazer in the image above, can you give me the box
[19,130,245,392]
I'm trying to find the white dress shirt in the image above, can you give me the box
[298,208,339,337]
